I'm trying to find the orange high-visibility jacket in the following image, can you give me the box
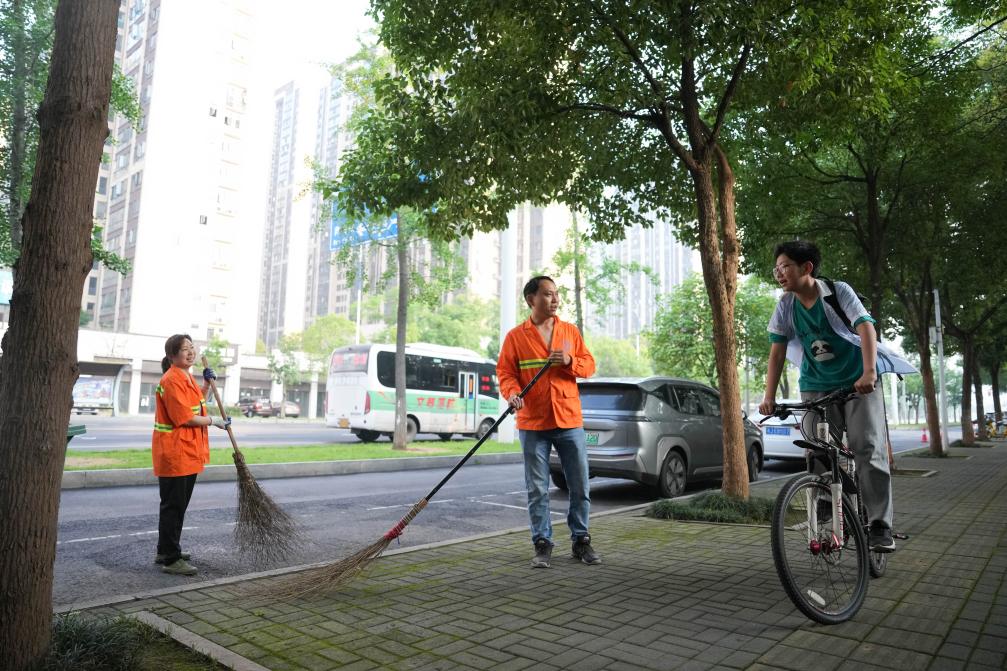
[151,365,210,477]
[496,316,596,431]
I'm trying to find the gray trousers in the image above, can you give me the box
[800,388,893,529]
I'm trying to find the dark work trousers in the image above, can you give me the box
[157,473,197,563]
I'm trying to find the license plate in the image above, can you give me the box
[766,426,790,436]
[585,432,599,445]
[338,418,349,428]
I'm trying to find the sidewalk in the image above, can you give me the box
[76,444,1007,671]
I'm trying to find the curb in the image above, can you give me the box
[61,452,525,489]
[130,611,270,671]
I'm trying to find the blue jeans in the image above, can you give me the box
[519,427,591,544]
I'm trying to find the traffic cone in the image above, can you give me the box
[921,427,928,443]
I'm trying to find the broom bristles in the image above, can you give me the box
[269,535,394,599]
[265,498,429,598]
[232,450,303,564]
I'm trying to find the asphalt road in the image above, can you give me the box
[53,428,936,607]
[67,415,420,451]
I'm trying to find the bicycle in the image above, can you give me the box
[760,388,889,624]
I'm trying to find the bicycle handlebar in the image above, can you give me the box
[757,388,858,425]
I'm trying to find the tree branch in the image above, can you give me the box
[709,43,751,144]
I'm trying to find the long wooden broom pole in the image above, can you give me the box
[201,356,241,456]
[384,360,552,540]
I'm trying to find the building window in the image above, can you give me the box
[88,277,98,294]
[199,215,208,225]
[209,106,217,117]
[97,176,107,194]
[131,171,142,187]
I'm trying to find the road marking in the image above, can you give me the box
[366,499,455,511]
[471,499,563,516]
[59,526,199,546]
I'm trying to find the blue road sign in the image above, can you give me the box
[330,208,398,251]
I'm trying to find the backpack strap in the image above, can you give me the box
[822,277,856,334]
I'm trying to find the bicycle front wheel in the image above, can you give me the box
[771,474,869,624]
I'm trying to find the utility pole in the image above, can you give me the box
[933,289,951,454]
[497,220,517,443]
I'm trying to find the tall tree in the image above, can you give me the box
[345,0,922,497]
[0,2,118,666]
[0,0,137,269]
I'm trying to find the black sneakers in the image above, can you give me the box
[869,523,897,553]
[531,539,553,568]
[572,534,602,565]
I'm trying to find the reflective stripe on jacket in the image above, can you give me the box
[151,365,210,477]
[496,316,595,430]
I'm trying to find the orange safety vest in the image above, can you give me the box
[496,316,596,431]
[151,365,210,477]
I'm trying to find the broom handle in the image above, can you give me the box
[424,360,552,501]
[201,356,242,456]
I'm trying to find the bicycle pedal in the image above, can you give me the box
[893,532,909,540]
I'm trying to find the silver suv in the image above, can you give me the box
[549,377,764,498]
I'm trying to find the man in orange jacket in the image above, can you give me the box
[497,275,599,568]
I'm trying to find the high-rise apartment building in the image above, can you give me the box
[585,220,698,339]
[84,0,262,350]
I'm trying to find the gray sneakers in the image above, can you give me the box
[161,558,198,576]
[572,534,602,565]
[531,539,553,568]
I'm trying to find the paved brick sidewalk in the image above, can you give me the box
[82,446,1007,670]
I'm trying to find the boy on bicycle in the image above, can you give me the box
[758,241,915,553]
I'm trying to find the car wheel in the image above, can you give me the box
[657,451,687,498]
[406,416,418,443]
[356,429,380,443]
[437,433,453,441]
[747,446,760,483]
[475,418,495,439]
[551,470,568,491]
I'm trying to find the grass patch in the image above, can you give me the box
[646,491,775,525]
[899,448,967,459]
[32,613,222,671]
[64,439,520,471]
[949,439,994,448]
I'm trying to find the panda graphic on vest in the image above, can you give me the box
[810,339,835,362]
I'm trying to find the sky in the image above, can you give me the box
[254,0,375,91]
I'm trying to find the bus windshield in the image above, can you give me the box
[329,348,369,374]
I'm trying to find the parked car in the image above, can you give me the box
[549,377,763,498]
[751,399,805,460]
[239,398,301,418]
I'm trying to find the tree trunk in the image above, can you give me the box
[392,230,409,450]
[0,2,118,667]
[571,212,584,335]
[991,361,1002,425]
[918,348,943,456]
[692,159,747,499]
[960,339,975,445]
[973,354,987,440]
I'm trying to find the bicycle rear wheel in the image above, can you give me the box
[771,474,869,624]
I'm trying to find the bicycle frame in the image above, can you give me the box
[763,389,858,552]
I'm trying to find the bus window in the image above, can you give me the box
[422,357,458,392]
[376,351,422,389]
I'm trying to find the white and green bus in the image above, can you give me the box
[325,343,500,442]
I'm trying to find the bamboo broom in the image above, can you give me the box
[202,356,303,563]
[274,360,553,597]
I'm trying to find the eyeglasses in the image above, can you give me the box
[773,263,796,276]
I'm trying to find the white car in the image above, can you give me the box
[752,399,805,460]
